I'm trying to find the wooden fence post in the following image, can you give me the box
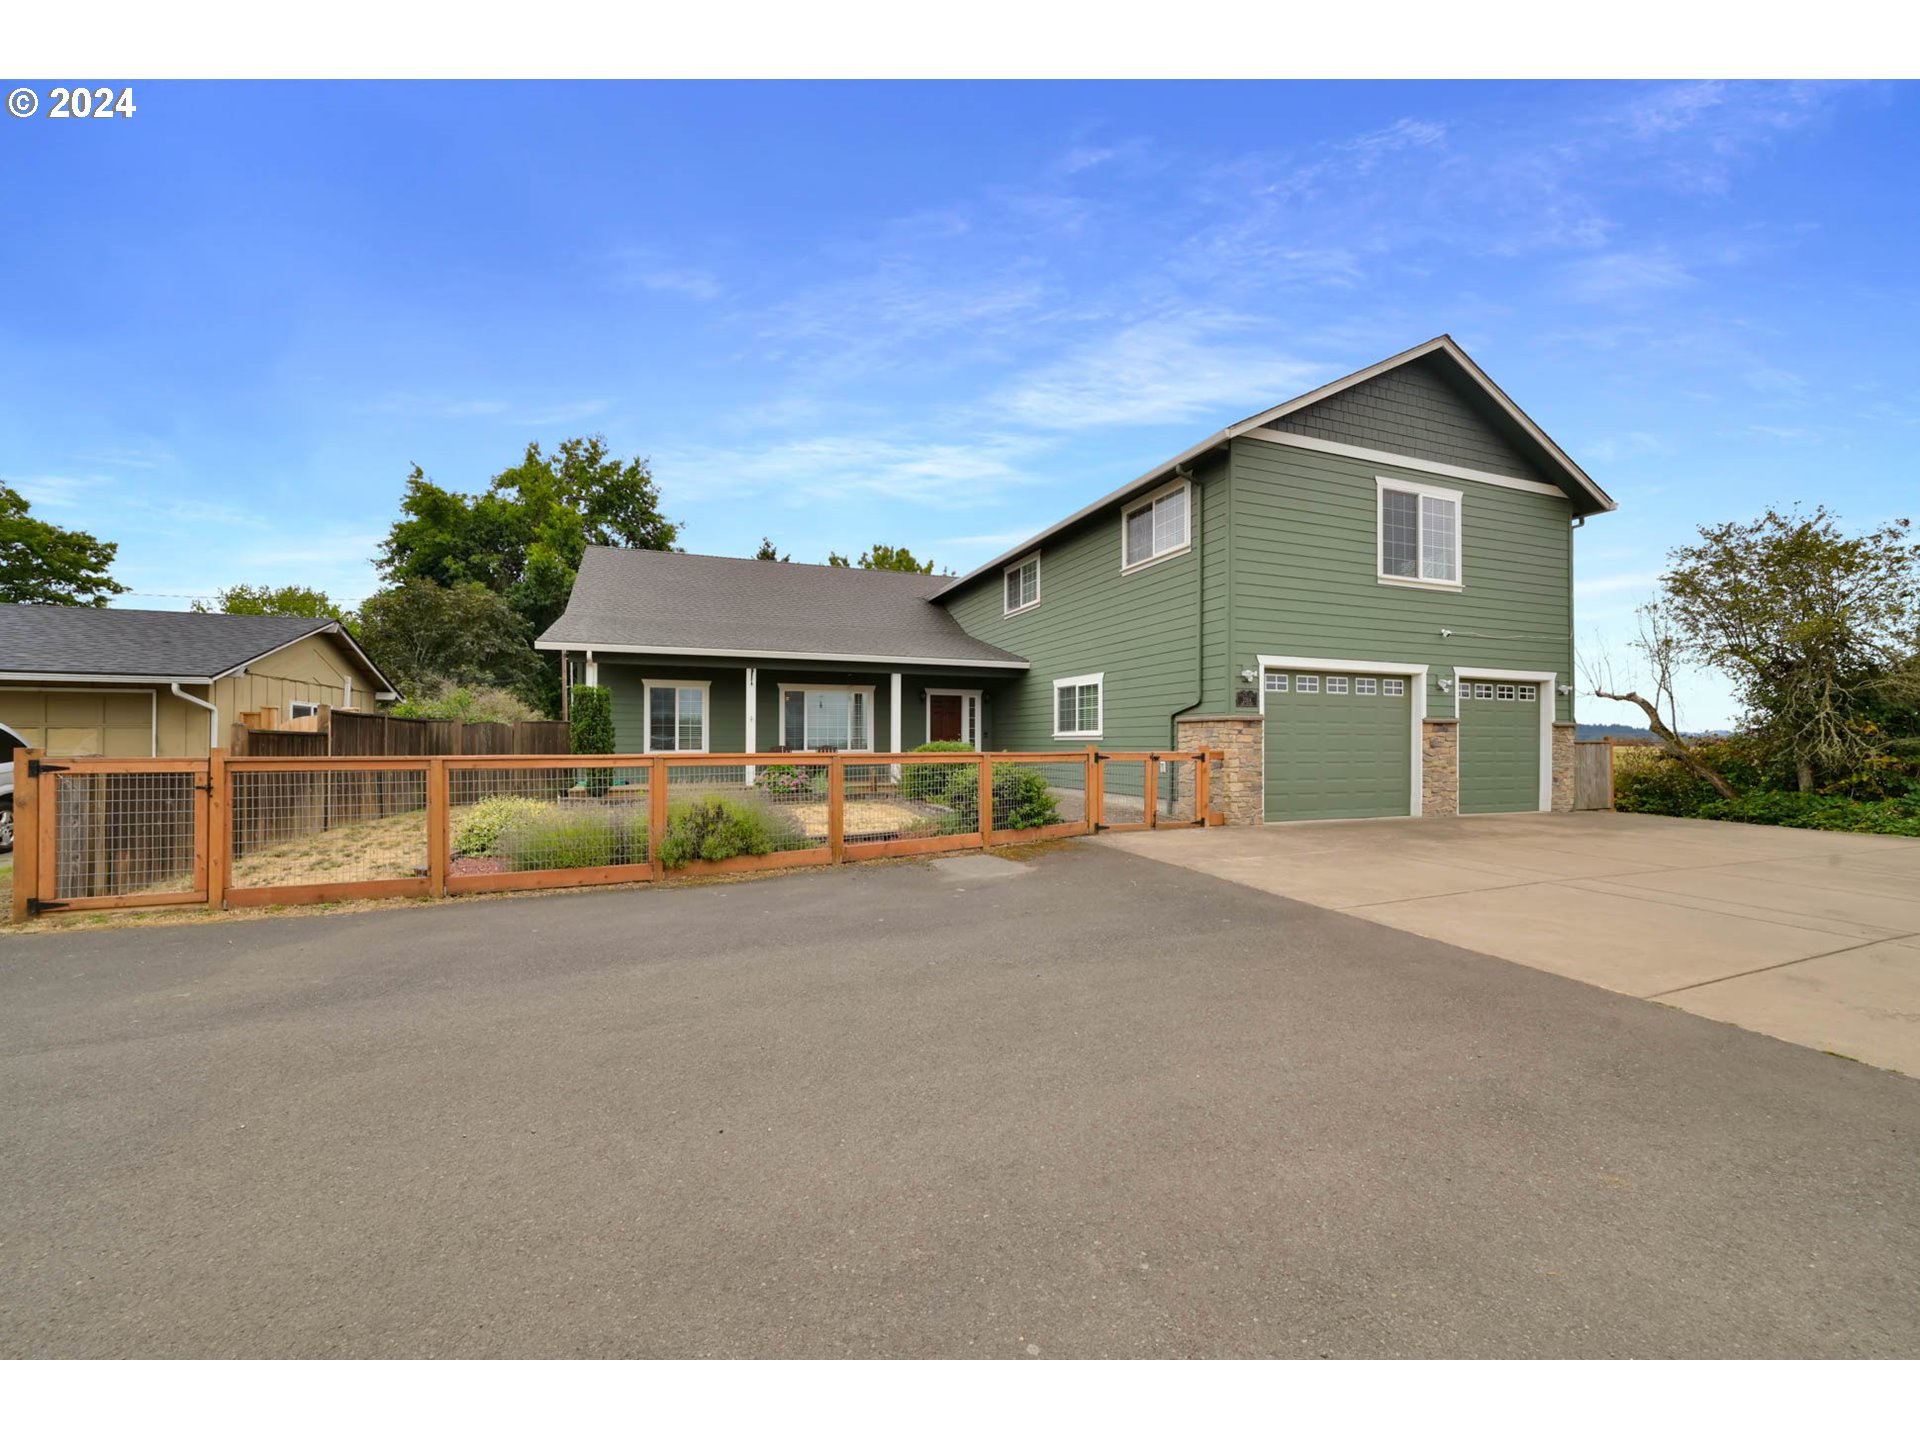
[11,749,40,922]
[425,756,449,898]
[978,756,994,849]
[206,747,228,911]
[1086,745,1102,831]
[649,757,668,881]
[828,755,846,864]
[1194,747,1213,825]
[1144,753,1159,828]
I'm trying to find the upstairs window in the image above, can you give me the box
[1122,481,1190,570]
[1378,479,1461,586]
[1003,554,1041,615]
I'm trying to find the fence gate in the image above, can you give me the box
[16,756,210,916]
[1094,751,1210,832]
[1573,741,1614,811]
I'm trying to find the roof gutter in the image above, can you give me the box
[169,682,220,750]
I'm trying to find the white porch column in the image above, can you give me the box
[584,650,598,687]
[744,667,758,782]
[890,671,903,780]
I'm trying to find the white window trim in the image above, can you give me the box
[288,700,322,720]
[777,682,877,752]
[1002,552,1042,616]
[1119,478,1192,574]
[1052,672,1104,739]
[1454,666,1557,812]
[641,677,712,754]
[1376,476,1464,591]
[924,688,983,747]
[1257,654,1429,818]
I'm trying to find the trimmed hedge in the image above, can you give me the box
[900,740,975,805]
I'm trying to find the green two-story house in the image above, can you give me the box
[537,336,1614,824]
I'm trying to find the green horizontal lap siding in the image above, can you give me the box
[1264,677,1411,820]
[1229,437,1574,725]
[603,656,1019,755]
[939,454,1224,774]
[604,660,747,755]
[1459,690,1540,813]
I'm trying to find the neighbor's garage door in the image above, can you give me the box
[1263,670,1412,821]
[1459,679,1542,814]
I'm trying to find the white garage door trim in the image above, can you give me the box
[1257,654,1429,818]
[1454,666,1556,812]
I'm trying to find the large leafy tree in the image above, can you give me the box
[191,583,349,620]
[355,579,538,699]
[377,436,677,712]
[0,481,128,606]
[1655,507,1920,790]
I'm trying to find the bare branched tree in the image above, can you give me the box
[1581,604,1739,799]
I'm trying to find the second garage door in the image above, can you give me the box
[1459,679,1542,813]
[1263,670,1412,821]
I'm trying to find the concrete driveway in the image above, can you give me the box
[3,844,1918,1358]
[1099,812,1920,1077]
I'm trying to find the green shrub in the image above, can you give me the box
[992,764,1063,830]
[901,741,976,806]
[570,685,615,795]
[1694,792,1920,837]
[657,793,799,869]
[495,803,647,871]
[390,681,541,724]
[452,795,549,856]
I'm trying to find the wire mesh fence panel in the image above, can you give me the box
[864,756,983,845]
[229,767,428,888]
[448,763,651,877]
[990,758,1086,833]
[53,771,200,899]
[663,760,830,869]
[1155,757,1200,824]
[1098,759,1150,827]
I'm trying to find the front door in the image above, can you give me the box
[925,690,980,747]
[928,693,964,743]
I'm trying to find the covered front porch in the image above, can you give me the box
[567,654,1024,758]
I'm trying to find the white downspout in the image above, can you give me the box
[170,682,219,751]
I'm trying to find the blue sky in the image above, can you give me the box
[2,80,1914,728]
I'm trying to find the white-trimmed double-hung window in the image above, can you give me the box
[1122,481,1190,570]
[644,680,710,753]
[1378,478,1462,587]
[1053,673,1103,738]
[1003,554,1040,615]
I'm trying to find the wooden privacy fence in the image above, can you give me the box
[230,706,571,758]
[10,747,1220,919]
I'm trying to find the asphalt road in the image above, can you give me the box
[2,845,1917,1358]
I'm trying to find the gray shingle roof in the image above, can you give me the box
[537,549,1028,667]
[0,604,391,686]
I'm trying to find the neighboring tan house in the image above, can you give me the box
[538,335,1615,823]
[0,606,400,758]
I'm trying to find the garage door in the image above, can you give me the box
[1459,679,1542,814]
[1263,670,1412,821]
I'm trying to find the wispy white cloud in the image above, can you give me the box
[990,313,1321,431]
[656,433,1048,511]
[1575,570,1662,598]
[1562,249,1694,303]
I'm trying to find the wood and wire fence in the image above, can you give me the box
[9,747,1220,919]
